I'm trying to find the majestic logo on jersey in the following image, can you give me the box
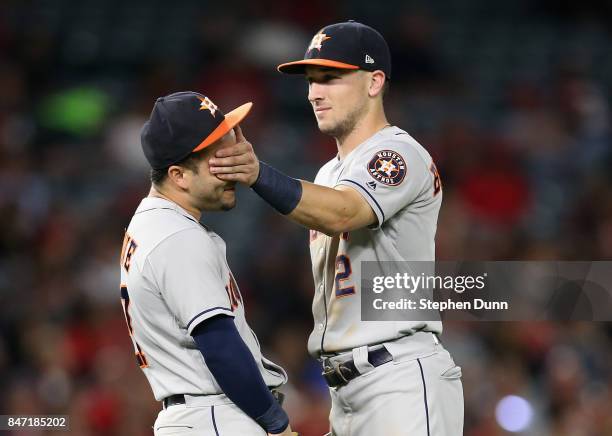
[366,180,377,190]
[367,150,407,186]
[307,32,331,52]
[197,96,218,117]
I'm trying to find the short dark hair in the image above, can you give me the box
[150,150,207,186]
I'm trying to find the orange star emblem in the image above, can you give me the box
[307,32,331,52]
[197,96,219,117]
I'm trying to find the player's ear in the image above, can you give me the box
[167,165,190,190]
[368,70,386,98]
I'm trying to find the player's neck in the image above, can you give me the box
[148,186,202,221]
[336,110,389,160]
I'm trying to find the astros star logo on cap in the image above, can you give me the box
[307,32,331,52]
[197,96,219,117]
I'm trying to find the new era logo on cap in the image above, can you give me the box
[277,21,391,79]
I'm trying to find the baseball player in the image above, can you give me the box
[209,21,464,435]
[119,91,296,436]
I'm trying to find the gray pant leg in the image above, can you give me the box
[328,349,464,436]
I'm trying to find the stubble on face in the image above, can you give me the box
[319,100,368,140]
[219,188,236,211]
[190,174,236,212]
[192,130,239,212]
[310,69,370,141]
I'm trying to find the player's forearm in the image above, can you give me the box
[210,145,370,233]
[288,181,359,235]
[192,316,289,434]
[250,162,370,235]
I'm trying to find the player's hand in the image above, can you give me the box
[209,125,260,186]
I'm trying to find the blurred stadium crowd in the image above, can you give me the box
[1,0,611,435]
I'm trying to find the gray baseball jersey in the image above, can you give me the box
[119,197,287,401]
[308,126,443,357]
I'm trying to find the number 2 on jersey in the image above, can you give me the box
[120,285,148,368]
[335,255,355,297]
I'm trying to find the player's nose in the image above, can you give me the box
[308,82,325,103]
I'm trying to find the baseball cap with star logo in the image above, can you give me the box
[140,91,252,169]
[277,20,391,78]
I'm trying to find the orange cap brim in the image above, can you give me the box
[192,102,253,152]
[277,59,360,74]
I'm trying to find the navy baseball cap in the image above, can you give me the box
[277,21,391,79]
[141,91,252,169]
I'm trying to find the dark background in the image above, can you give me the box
[1,0,611,434]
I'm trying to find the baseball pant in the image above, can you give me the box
[328,334,464,436]
[153,393,266,436]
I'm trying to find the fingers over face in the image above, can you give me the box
[234,124,245,142]
[209,153,253,167]
[210,164,252,174]
[214,142,251,158]
[215,172,246,182]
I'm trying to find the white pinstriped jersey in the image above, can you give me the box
[308,126,443,357]
[119,197,287,401]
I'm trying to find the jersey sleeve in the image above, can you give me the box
[336,141,433,228]
[146,227,235,334]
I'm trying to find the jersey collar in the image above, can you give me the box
[135,196,200,225]
[336,125,399,163]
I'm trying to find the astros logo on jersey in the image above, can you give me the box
[367,150,407,186]
[308,32,331,52]
[197,96,218,117]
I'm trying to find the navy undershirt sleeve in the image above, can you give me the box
[191,315,289,433]
[251,161,303,215]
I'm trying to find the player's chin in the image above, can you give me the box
[316,118,330,131]
[219,191,236,211]
[319,121,340,137]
